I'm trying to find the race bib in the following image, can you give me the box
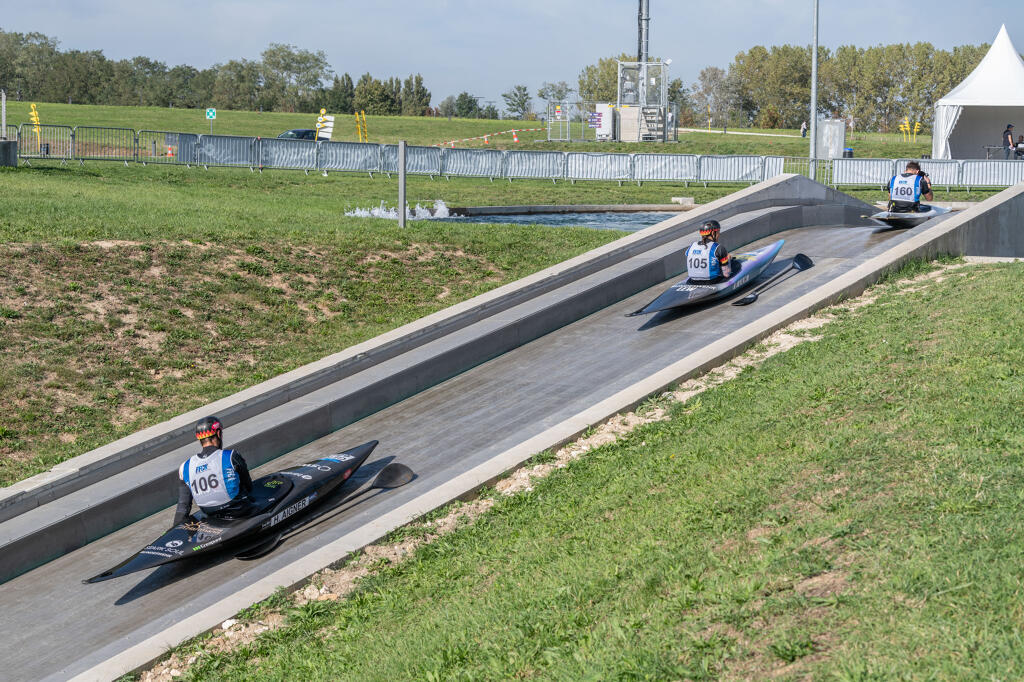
[890,174,920,203]
[180,449,241,507]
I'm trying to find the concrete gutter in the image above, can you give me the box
[68,183,1024,682]
[0,175,875,584]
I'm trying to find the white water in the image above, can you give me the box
[344,199,450,221]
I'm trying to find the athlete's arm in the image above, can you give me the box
[231,452,254,494]
[172,483,193,527]
[920,175,933,201]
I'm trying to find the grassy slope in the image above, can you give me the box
[3,101,931,157]
[180,261,1024,680]
[0,163,630,485]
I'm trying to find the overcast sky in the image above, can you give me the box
[2,1,1020,108]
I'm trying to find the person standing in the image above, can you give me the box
[1003,124,1015,159]
[800,121,808,138]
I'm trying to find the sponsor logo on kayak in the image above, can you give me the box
[672,284,715,292]
[143,545,184,557]
[264,480,283,488]
[197,523,224,535]
[734,275,748,288]
[301,462,333,472]
[165,540,183,548]
[192,537,222,551]
[281,471,313,480]
[322,453,356,463]
[261,494,315,530]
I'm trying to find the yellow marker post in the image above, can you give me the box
[360,111,368,142]
[912,121,921,143]
[355,113,362,142]
[29,103,41,151]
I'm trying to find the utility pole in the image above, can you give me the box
[809,0,819,180]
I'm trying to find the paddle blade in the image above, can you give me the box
[731,292,758,306]
[793,253,814,270]
[373,463,414,489]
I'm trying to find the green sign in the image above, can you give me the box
[206,108,217,120]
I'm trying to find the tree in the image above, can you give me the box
[260,43,331,112]
[326,73,355,114]
[480,103,499,120]
[454,91,480,118]
[438,95,457,118]
[577,52,631,102]
[537,80,572,102]
[502,84,531,119]
[353,73,398,114]
[400,74,431,116]
[212,59,262,110]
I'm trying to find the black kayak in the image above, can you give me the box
[85,440,393,583]
[627,239,785,316]
[868,204,950,229]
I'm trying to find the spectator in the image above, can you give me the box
[1003,123,1015,159]
[800,121,808,138]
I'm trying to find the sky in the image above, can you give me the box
[1,1,1020,109]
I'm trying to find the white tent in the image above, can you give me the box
[932,25,1024,159]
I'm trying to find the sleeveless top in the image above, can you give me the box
[686,241,724,280]
[179,449,243,508]
[889,173,922,204]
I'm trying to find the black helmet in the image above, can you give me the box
[195,416,223,441]
[699,220,721,238]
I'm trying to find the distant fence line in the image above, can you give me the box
[5,123,1021,190]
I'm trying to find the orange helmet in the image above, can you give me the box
[699,220,721,239]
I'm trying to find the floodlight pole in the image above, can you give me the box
[809,0,819,180]
[1,89,6,140]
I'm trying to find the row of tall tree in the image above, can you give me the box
[575,45,989,131]
[0,28,433,115]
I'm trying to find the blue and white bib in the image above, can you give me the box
[179,449,242,508]
[686,241,723,280]
[889,174,922,203]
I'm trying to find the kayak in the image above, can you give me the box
[869,204,950,229]
[84,440,400,583]
[627,239,785,316]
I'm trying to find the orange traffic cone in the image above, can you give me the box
[512,130,519,143]
[450,141,455,148]
[167,146,174,158]
[484,136,489,145]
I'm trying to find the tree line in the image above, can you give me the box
[0,28,433,115]
[573,44,989,132]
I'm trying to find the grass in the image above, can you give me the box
[0,162,638,485]
[166,260,1024,680]
[3,101,932,157]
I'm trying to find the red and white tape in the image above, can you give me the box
[435,128,545,148]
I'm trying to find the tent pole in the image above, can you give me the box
[809,0,819,180]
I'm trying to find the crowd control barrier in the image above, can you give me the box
[13,123,1024,189]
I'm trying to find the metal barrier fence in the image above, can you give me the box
[138,131,198,165]
[3,124,16,142]
[72,126,135,163]
[504,150,565,180]
[13,123,1024,189]
[566,152,632,180]
[18,124,73,160]
[258,138,317,170]
[381,144,441,176]
[318,141,380,173]
[197,134,255,168]
[443,148,504,178]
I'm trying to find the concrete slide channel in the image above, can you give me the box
[3,175,1024,681]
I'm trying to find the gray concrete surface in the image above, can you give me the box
[4,221,910,682]
[2,174,863,524]
[447,203,693,215]
[0,178,875,585]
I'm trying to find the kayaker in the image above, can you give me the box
[172,416,254,526]
[886,161,933,213]
[686,219,732,282]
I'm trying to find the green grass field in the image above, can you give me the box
[3,101,931,158]
[161,260,1024,680]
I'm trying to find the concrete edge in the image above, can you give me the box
[65,183,999,682]
[4,173,855,516]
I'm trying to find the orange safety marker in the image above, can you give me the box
[484,136,489,144]
[167,146,174,157]
[512,130,519,142]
